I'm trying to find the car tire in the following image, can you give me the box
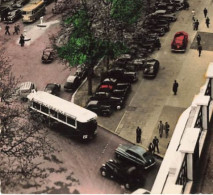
[125,183,131,190]
[116,105,121,110]
[101,170,107,177]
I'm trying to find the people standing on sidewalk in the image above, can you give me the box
[198,44,202,57]
[172,80,179,95]
[5,24,10,35]
[153,136,160,153]
[206,17,210,28]
[197,34,201,45]
[19,34,25,47]
[13,24,20,35]
[164,122,170,138]
[195,19,199,30]
[158,121,164,138]
[148,143,154,154]
[136,126,142,143]
[203,8,208,18]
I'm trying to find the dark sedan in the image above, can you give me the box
[4,9,21,23]
[115,144,156,170]
[64,75,81,92]
[44,83,61,96]
[171,31,188,52]
[143,59,160,78]
[100,159,144,190]
[148,12,177,22]
[41,47,55,63]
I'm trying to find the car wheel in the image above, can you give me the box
[101,170,107,177]
[125,183,131,190]
[116,105,121,110]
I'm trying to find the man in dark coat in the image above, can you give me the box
[173,80,179,95]
[203,8,208,18]
[195,19,199,30]
[206,17,210,28]
[158,120,164,138]
[196,34,201,45]
[19,34,25,47]
[164,122,170,138]
[136,126,142,143]
[5,24,10,35]
[198,44,202,57]
[153,136,159,153]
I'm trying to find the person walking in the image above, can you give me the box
[172,80,179,95]
[13,24,20,35]
[193,20,196,30]
[195,19,199,30]
[158,121,164,138]
[5,24,10,35]
[136,126,142,143]
[164,122,170,138]
[196,34,201,45]
[197,44,202,57]
[203,8,208,18]
[19,34,25,47]
[153,136,160,153]
[148,143,154,154]
[206,17,210,28]
[192,9,195,20]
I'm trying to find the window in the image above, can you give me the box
[32,102,40,110]
[41,105,48,114]
[50,109,57,118]
[58,113,66,122]
[67,116,75,126]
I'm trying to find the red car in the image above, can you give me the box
[171,31,188,52]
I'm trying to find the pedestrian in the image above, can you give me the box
[196,34,201,45]
[136,126,142,143]
[195,19,199,30]
[197,44,202,57]
[148,143,154,154]
[13,24,20,35]
[203,8,208,18]
[206,17,210,28]
[158,121,164,138]
[153,136,160,153]
[156,39,161,50]
[19,34,25,47]
[172,80,179,95]
[193,20,196,30]
[164,122,170,138]
[5,24,10,35]
[192,9,195,20]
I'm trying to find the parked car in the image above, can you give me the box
[148,12,177,22]
[44,83,61,96]
[17,81,37,101]
[143,27,166,37]
[90,91,124,110]
[11,0,30,8]
[100,159,144,190]
[75,64,88,81]
[86,100,113,117]
[114,54,132,66]
[155,3,176,13]
[106,68,138,83]
[0,6,10,21]
[64,75,81,92]
[115,144,156,170]
[171,31,188,52]
[143,19,170,32]
[143,59,160,78]
[41,47,55,63]
[4,9,22,23]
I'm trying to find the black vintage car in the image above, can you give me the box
[149,12,177,22]
[114,54,132,66]
[90,91,124,110]
[143,59,160,78]
[100,159,144,190]
[143,20,170,32]
[41,47,55,63]
[155,3,176,13]
[106,68,138,83]
[143,27,166,37]
[11,0,30,8]
[0,6,10,21]
[4,9,22,23]
[64,75,82,92]
[44,83,61,96]
[115,144,156,170]
[86,100,113,117]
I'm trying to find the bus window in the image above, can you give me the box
[58,113,66,122]
[50,109,57,118]
[33,102,40,110]
[67,116,75,126]
[41,105,48,114]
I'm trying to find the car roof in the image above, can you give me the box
[175,31,188,36]
[67,75,77,82]
[19,81,33,90]
[87,100,98,106]
[127,145,147,156]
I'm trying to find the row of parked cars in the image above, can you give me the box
[100,144,156,190]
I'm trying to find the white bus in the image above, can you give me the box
[27,91,98,140]
[22,0,45,23]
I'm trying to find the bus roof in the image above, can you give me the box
[27,91,97,123]
[22,0,44,12]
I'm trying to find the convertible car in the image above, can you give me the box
[115,144,156,170]
[171,31,188,52]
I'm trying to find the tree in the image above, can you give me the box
[0,51,54,192]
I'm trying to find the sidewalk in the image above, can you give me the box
[74,0,213,157]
